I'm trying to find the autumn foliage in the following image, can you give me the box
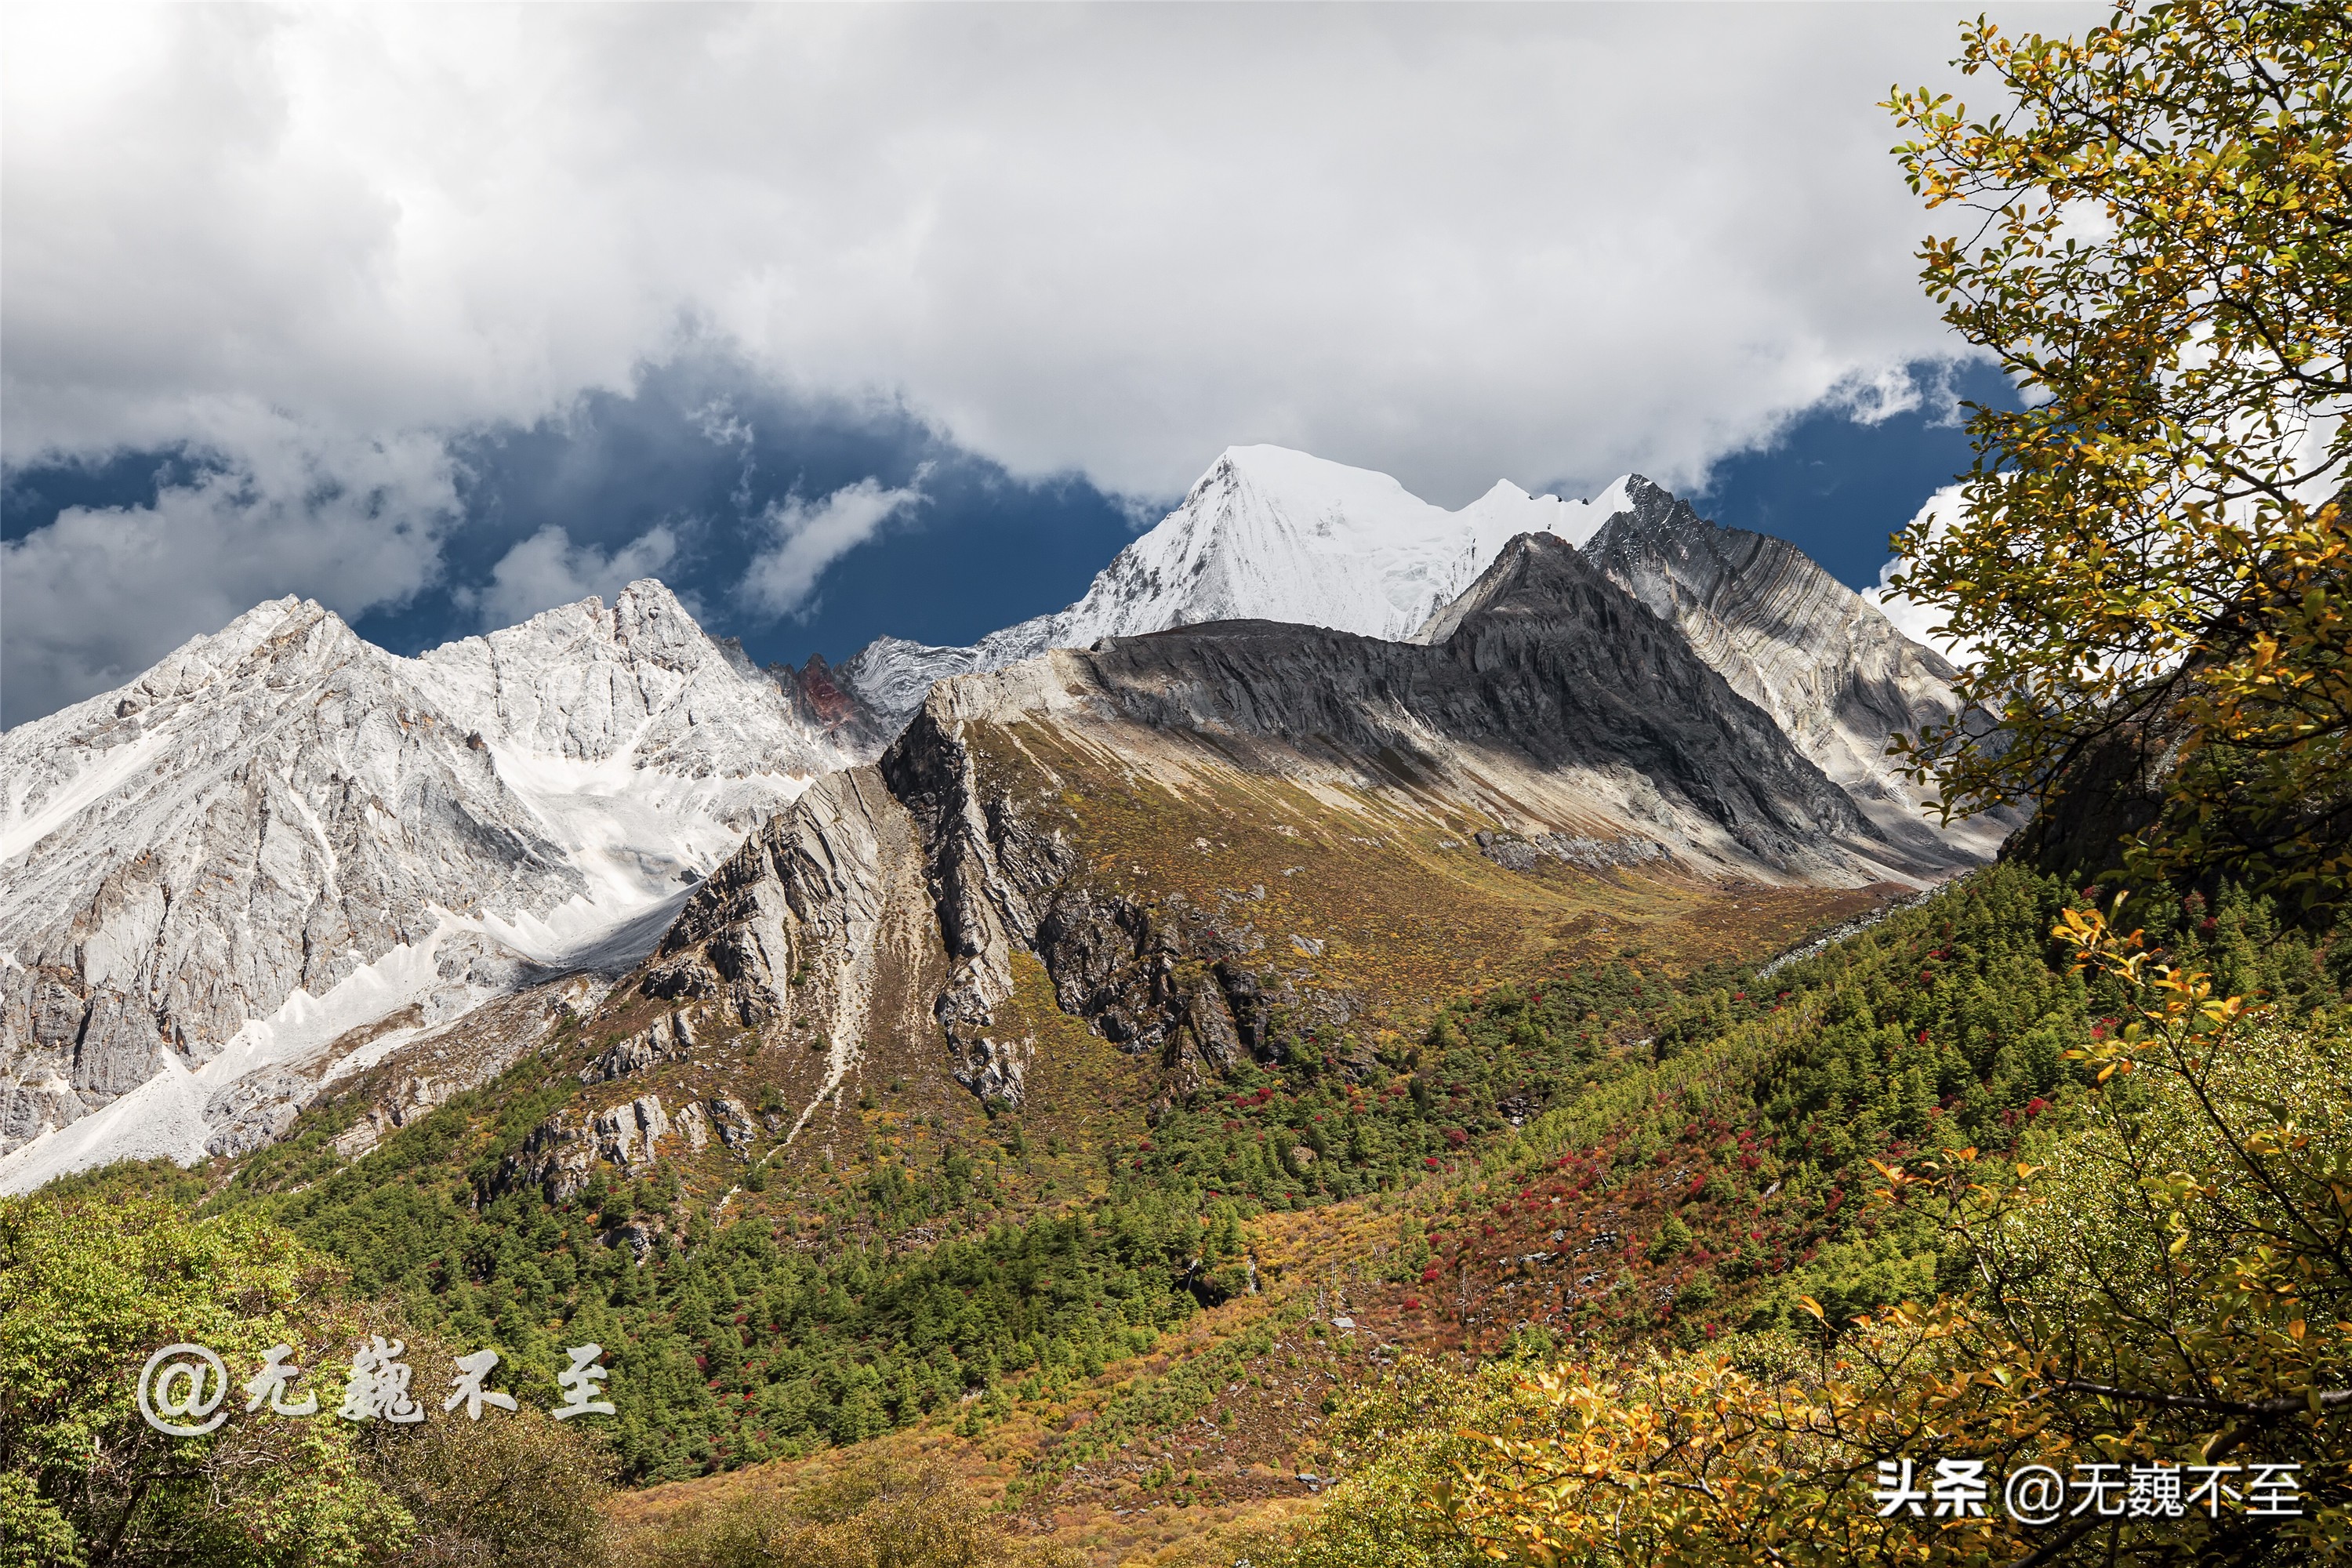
[1885,0,2352,913]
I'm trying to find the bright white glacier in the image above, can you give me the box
[840,445,1639,724]
[0,580,851,1188]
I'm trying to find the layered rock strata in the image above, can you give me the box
[1579,479,2014,859]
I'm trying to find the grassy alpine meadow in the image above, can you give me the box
[31,855,2334,1566]
[5,857,2103,1565]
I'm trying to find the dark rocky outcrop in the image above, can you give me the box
[772,652,897,751]
[1999,721,2170,887]
[618,534,1973,1125]
[1581,477,2015,864]
[640,768,906,1031]
[1080,534,1883,871]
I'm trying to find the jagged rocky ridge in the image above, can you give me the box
[1576,477,2015,860]
[0,581,855,1189]
[1,448,1998,1191]
[837,445,1635,728]
[840,447,1990,867]
[625,533,1959,1140]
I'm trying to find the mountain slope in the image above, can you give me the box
[154,535,2011,1507]
[838,446,1638,726]
[1,448,1998,1194]
[0,582,851,1189]
[1576,479,2013,859]
[629,533,1944,1163]
[838,452,1993,870]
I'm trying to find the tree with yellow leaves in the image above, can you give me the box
[1418,902,2348,1565]
[1885,0,2352,913]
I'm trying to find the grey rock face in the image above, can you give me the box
[1580,481,2014,860]
[674,1099,710,1152]
[642,765,954,1127]
[0,579,852,1181]
[710,1096,757,1154]
[641,532,1991,1125]
[1,1068,83,1152]
[593,1094,671,1170]
[839,445,1635,730]
[499,1085,702,1203]
[1474,828,1672,873]
[503,1111,599,1203]
[643,769,901,1027]
[0,600,582,1156]
[880,711,1076,1105]
[579,1011,697,1084]
[203,1069,313,1159]
[1076,535,1888,873]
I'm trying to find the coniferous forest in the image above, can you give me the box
[7,4,2352,1566]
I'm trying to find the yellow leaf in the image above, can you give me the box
[1796,1295,1827,1323]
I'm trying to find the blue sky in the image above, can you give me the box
[2,352,2001,707]
[1,4,2067,727]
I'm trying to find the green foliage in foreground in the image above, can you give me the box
[202,1125,1224,1483]
[119,905,1724,1487]
[1272,908,2352,1565]
[0,1195,614,1568]
[0,1195,401,1568]
[1414,867,2347,1356]
[1120,955,1701,1212]
[35,858,2343,1543]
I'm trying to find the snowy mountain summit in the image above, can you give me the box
[0,443,1995,1193]
[0,580,851,1190]
[839,445,1637,722]
[841,445,2001,862]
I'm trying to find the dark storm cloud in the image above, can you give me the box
[0,356,1144,724]
[0,3,2100,725]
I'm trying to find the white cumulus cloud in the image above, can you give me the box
[1862,483,1978,666]
[2,4,2075,502]
[741,477,927,619]
[0,417,452,727]
[2,2,2096,724]
[464,524,681,631]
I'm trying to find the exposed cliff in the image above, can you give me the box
[0,581,851,1188]
[1579,479,2014,860]
[840,445,1638,728]
[615,532,1956,1138]
[639,766,955,1131]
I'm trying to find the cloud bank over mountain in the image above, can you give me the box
[1,4,2073,726]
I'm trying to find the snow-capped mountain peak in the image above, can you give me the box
[838,445,1641,722]
[1054,444,1632,644]
[0,580,856,1191]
